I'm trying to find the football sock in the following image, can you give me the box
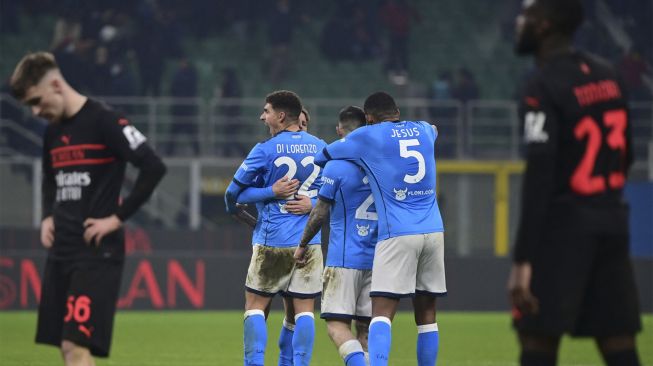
[292,312,315,366]
[520,350,557,366]
[278,318,295,366]
[369,316,392,366]
[243,310,266,366]
[339,339,366,366]
[417,323,439,366]
[603,349,641,366]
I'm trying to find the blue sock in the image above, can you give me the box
[278,318,295,366]
[244,310,267,366]
[339,339,366,366]
[417,323,439,366]
[369,317,392,366]
[292,312,315,366]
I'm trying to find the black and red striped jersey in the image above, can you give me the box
[513,50,634,263]
[42,98,166,260]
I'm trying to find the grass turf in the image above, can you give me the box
[0,311,651,365]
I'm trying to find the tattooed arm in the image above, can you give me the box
[294,198,330,264]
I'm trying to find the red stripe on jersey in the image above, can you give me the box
[525,97,539,108]
[50,144,107,154]
[53,157,116,168]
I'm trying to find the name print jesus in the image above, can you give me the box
[390,126,420,138]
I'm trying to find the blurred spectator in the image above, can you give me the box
[320,2,380,62]
[218,68,246,157]
[430,71,453,101]
[91,11,137,97]
[619,49,652,101]
[166,58,199,156]
[378,0,420,84]
[350,5,380,60]
[265,0,295,85]
[135,4,182,96]
[452,67,479,103]
[50,11,88,91]
[0,0,19,33]
[428,71,456,158]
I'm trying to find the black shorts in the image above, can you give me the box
[35,257,124,357]
[514,202,642,337]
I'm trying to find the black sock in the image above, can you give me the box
[604,349,640,366]
[520,350,557,366]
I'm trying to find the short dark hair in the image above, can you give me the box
[300,107,310,123]
[10,52,59,100]
[363,91,399,122]
[265,90,302,121]
[338,106,366,132]
[535,0,584,36]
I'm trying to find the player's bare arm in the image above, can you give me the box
[40,216,54,248]
[83,215,123,246]
[507,262,539,316]
[233,205,257,228]
[285,194,312,215]
[294,198,329,264]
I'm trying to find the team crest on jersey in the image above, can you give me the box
[278,202,288,214]
[356,224,370,237]
[394,187,408,201]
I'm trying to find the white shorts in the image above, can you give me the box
[245,244,323,298]
[320,266,372,321]
[370,232,446,298]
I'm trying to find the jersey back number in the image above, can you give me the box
[570,108,627,195]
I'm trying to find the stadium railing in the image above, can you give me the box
[1,95,651,256]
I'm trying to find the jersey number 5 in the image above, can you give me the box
[399,139,426,183]
[274,156,321,197]
[571,109,627,195]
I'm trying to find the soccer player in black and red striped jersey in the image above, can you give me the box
[11,52,166,366]
[507,1,642,365]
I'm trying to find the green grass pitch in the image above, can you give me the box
[0,311,651,365]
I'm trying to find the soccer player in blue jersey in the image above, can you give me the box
[233,105,314,366]
[224,90,327,366]
[295,106,377,366]
[313,92,446,366]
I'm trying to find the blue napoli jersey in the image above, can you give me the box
[319,160,378,270]
[315,121,443,241]
[234,130,327,247]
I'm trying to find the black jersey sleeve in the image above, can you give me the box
[100,114,167,221]
[41,127,56,219]
[513,78,559,263]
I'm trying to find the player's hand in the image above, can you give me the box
[40,216,55,249]
[232,207,257,228]
[83,215,122,247]
[272,177,299,199]
[507,262,539,316]
[294,245,308,266]
[285,194,312,215]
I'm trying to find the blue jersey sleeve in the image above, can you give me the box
[315,129,367,167]
[237,186,275,204]
[317,161,342,203]
[233,143,267,186]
